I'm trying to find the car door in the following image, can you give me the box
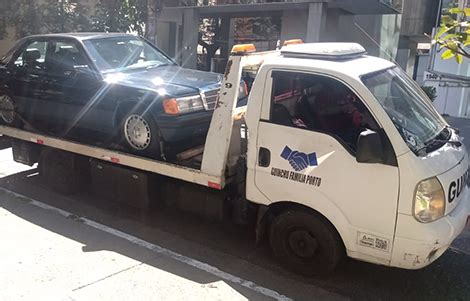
[6,39,50,125]
[42,38,104,134]
[253,70,399,261]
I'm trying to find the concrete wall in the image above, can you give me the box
[280,10,308,42]
[430,80,470,118]
[0,28,18,57]
[415,53,430,85]
[280,3,326,43]
[337,13,401,60]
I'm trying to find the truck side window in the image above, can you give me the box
[270,71,378,152]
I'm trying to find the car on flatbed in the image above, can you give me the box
[0,33,246,158]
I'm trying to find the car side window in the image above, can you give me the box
[270,71,378,152]
[46,40,88,76]
[13,40,48,71]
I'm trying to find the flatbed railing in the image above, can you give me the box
[0,125,225,189]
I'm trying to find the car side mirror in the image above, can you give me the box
[356,129,384,164]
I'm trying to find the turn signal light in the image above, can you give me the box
[163,98,179,115]
[231,44,256,54]
[283,39,304,46]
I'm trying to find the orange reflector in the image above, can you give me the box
[283,39,304,46]
[208,181,222,190]
[231,44,256,54]
[163,98,179,115]
[30,138,44,144]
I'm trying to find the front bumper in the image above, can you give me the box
[391,187,470,269]
[157,110,212,143]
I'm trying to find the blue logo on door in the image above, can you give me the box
[280,146,318,172]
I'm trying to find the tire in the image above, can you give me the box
[118,107,161,159]
[0,92,23,127]
[269,209,344,276]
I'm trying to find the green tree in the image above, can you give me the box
[0,0,91,39]
[433,4,470,63]
[0,0,150,39]
[91,0,148,35]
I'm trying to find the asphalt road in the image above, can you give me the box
[0,117,469,300]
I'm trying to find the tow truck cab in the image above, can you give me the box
[241,43,469,270]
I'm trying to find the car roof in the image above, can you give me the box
[25,32,138,41]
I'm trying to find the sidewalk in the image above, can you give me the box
[0,192,279,301]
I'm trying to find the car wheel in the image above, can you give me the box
[269,209,344,276]
[120,111,161,158]
[0,93,22,127]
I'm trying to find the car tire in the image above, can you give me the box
[269,209,344,276]
[119,108,162,159]
[0,92,23,127]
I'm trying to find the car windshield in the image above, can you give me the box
[83,37,174,73]
[362,67,447,154]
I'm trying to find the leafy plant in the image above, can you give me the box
[433,3,470,63]
[91,0,147,36]
[0,0,149,39]
[421,86,437,102]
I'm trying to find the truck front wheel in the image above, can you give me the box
[269,209,344,275]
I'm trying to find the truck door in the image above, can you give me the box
[253,70,399,260]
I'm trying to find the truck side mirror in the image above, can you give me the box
[356,129,384,164]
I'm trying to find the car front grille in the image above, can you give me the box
[203,89,220,111]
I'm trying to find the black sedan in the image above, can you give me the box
[0,33,244,158]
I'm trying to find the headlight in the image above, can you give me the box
[413,177,445,223]
[163,94,204,115]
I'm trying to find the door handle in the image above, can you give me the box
[258,147,271,167]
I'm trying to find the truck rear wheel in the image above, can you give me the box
[269,209,344,275]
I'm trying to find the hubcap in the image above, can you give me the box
[124,114,151,150]
[0,95,15,124]
[288,229,319,259]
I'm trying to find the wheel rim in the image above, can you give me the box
[124,114,152,150]
[287,229,319,259]
[0,95,15,124]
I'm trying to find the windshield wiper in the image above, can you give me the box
[415,127,460,155]
[146,63,171,69]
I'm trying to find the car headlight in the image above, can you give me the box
[413,177,445,223]
[163,94,204,115]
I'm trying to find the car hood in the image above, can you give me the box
[104,65,222,97]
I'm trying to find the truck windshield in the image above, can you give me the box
[83,37,174,73]
[362,67,447,154]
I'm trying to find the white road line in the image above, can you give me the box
[0,188,292,301]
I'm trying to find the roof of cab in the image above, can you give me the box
[262,43,395,78]
[24,32,137,41]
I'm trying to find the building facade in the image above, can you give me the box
[423,0,470,118]
[155,0,406,70]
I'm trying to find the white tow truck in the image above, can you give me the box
[1,41,469,275]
